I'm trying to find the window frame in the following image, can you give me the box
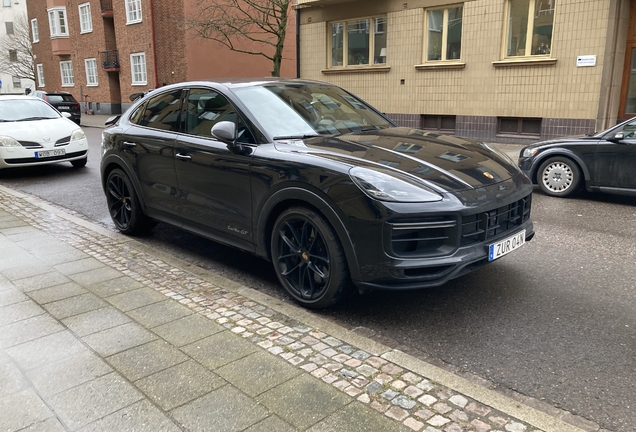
[85,58,98,86]
[502,0,555,59]
[130,52,147,85]
[31,19,39,43]
[78,3,93,34]
[48,7,69,38]
[36,63,45,87]
[60,60,74,87]
[327,15,387,69]
[125,0,142,24]
[421,114,457,132]
[423,4,463,63]
[497,117,542,137]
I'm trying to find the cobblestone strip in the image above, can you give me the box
[0,193,543,432]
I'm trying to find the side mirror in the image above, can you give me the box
[105,115,121,126]
[211,121,236,143]
[613,132,624,141]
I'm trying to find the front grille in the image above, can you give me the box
[388,216,458,258]
[387,194,532,258]
[461,194,532,246]
[19,141,43,149]
[55,136,71,146]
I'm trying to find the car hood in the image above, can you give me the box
[274,127,520,193]
[2,118,79,144]
[522,134,598,150]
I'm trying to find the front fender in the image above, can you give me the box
[528,148,591,183]
[255,187,361,281]
[100,153,148,212]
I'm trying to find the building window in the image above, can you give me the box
[48,8,68,38]
[125,0,142,24]
[12,76,20,88]
[31,19,39,42]
[2,0,10,7]
[329,16,387,68]
[5,22,13,35]
[504,0,554,57]
[130,53,147,85]
[498,117,542,136]
[424,6,463,61]
[37,64,45,87]
[85,58,98,86]
[8,49,17,62]
[78,3,92,34]
[60,60,74,86]
[422,115,456,132]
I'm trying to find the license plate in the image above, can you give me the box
[488,230,526,261]
[58,106,69,110]
[35,149,66,159]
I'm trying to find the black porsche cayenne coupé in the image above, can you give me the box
[100,79,534,308]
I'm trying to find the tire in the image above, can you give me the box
[271,207,351,309]
[105,168,152,235]
[71,157,87,168]
[537,156,582,197]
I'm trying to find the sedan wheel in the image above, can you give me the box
[106,168,152,235]
[538,157,581,197]
[271,207,350,309]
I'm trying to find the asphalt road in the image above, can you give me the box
[1,127,635,431]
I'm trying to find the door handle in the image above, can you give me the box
[175,153,192,161]
[122,141,137,147]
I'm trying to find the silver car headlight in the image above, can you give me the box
[349,166,443,203]
[522,147,538,158]
[70,129,86,142]
[0,136,20,147]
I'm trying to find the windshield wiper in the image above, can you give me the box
[17,116,53,122]
[273,134,322,140]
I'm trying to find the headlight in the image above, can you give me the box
[349,166,443,203]
[70,129,86,142]
[0,136,20,147]
[522,147,538,158]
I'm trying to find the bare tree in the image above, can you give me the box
[0,13,35,82]
[188,0,292,77]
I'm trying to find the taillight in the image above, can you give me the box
[73,103,80,109]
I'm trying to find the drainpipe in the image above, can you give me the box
[150,0,160,88]
[296,2,300,78]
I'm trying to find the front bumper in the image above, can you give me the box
[0,138,88,168]
[342,173,535,291]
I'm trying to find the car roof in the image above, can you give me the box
[0,95,45,101]
[155,78,332,92]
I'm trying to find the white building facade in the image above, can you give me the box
[0,0,35,94]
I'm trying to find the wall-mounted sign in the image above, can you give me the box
[577,55,596,67]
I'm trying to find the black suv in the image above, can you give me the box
[101,79,534,308]
[31,91,81,125]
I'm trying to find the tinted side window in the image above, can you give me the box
[623,120,636,139]
[138,89,183,131]
[128,102,147,125]
[183,88,255,143]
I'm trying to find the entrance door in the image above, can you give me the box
[619,0,636,119]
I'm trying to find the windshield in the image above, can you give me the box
[232,82,393,139]
[0,99,61,122]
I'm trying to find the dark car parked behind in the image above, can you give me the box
[519,117,636,198]
[101,79,534,308]
[31,90,81,125]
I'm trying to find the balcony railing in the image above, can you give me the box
[100,0,113,17]
[100,50,120,71]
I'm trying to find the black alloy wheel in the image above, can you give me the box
[271,207,350,309]
[106,168,151,235]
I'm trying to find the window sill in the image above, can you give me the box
[126,20,142,25]
[415,62,465,70]
[492,58,557,67]
[80,30,93,34]
[61,84,75,87]
[50,35,69,39]
[321,65,391,74]
[87,84,98,87]
[132,82,148,86]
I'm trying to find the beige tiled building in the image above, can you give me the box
[296,0,632,143]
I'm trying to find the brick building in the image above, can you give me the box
[27,0,297,115]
